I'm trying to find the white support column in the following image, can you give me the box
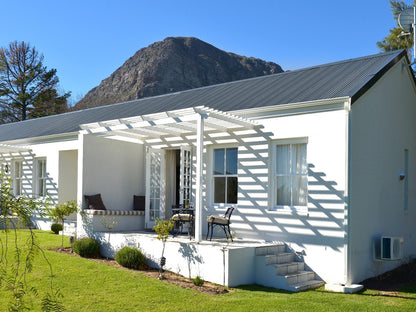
[195,113,207,242]
[76,132,86,237]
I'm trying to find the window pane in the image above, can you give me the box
[38,179,45,196]
[227,177,238,204]
[293,144,307,175]
[276,176,291,206]
[292,176,308,206]
[15,180,21,196]
[226,148,238,175]
[276,145,290,174]
[213,149,225,175]
[214,177,225,203]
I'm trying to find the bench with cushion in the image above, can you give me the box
[83,194,145,231]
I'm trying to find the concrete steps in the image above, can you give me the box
[255,244,324,292]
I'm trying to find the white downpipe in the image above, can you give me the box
[343,99,352,285]
[195,114,206,242]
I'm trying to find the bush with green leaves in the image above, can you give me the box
[73,237,100,258]
[193,276,204,286]
[115,246,146,269]
[51,223,63,234]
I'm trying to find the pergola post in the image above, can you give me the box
[194,113,206,242]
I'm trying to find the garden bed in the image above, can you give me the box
[51,247,229,295]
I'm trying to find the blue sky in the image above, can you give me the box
[0,0,399,103]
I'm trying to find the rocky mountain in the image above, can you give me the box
[74,37,283,109]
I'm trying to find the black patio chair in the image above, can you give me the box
[171,205,194,239]
[205,206,234,241]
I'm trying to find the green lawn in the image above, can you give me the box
[1,230,416,312]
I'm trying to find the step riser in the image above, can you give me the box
[266,253,295,265]
[276,262,304,275]
[286,272,315,285]
[256,245,286,256]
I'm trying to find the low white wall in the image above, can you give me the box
[83,232,257,287]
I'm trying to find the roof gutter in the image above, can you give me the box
[231,97,350,119]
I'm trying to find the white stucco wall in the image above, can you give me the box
[80,135,145,211]
[228,109,348,284]
[349,59,416,283]
[0,139,79,230]
[58,150,78,203]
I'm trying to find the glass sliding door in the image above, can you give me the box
[145,148,166,228]
[179,146,192,206]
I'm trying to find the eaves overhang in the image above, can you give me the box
[231,96,351,119]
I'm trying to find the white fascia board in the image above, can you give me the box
[230,97,351,119]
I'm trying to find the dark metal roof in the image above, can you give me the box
[0,49,407,142]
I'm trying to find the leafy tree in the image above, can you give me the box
[47,200,78,249]
[0,167,64,311]
[153,218,174,279]
[377,1,416,54]
[0,41,70,124]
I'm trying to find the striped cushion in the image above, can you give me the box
[171,213,194,222]
[206,215,229,225]
[83,210,144,216]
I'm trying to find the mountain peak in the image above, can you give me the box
[74,37,283,110]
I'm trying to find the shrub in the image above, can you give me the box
[73,237,100,258]
[51,223,63,234]
[193,276,204,286]
[115,246,146,269]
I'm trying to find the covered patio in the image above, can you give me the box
[77,105,263,242]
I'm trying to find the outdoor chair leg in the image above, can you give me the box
[223,225,229,240]
[227,225,232,241]
[210,224,214,241]
[206,223,211,240]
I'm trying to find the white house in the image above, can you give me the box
[0,49,415,292]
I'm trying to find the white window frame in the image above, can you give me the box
[34,158,47,197]
[12,159,23,196]
[270,137,308,214]
[210,145,238,206]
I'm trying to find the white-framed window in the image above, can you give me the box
[34,158,47,197]
[12,160,23,196]
[271,138,308,212]
[212,147,238,204]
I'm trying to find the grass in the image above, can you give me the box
[1,230,416,311]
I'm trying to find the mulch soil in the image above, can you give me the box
[51,247,229,295]
[360,261,416,294]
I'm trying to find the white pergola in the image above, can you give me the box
[0,143,31,153]
[79,106,262,242]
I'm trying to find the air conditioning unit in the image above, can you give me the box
[381,236,403,261]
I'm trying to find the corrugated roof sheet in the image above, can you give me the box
[0,49,406,142]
